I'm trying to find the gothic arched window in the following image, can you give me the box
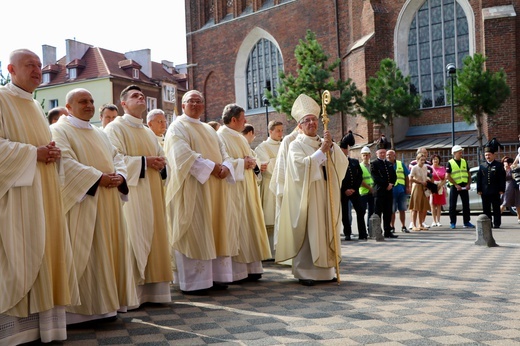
[408,0,470,108]
[246,38,283,110]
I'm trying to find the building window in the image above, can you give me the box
[49,99,58,109]
[246,38,283,110]
[133,68,139,79]
[42,73,51,84]
[147,97,157,112]
[163,84,175,103]
[68,68,77,80]
[408,0,470,109]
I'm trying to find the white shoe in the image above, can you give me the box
[422,222,430,228]
[409,222,414,230]
[430,223,437,228]
[437,222,442,227]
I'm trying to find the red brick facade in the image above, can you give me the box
[185,0,519,149]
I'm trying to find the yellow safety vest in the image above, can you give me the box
[448,158,469,184]
[359,163,373,195]
[395,160,405,186]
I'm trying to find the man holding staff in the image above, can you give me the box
[274,93,348,286]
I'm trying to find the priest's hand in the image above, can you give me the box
[37,141,61,164]
[320,131,332,153]
[218,165,230,179]
[147,156,167,171]
[211,162,222,178]
[100,173,123,188]
[244,156,256,170]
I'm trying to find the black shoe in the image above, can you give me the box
[344,236,352,241]
[385,233,398,238]
[210,282,228,291]
[390,227,395,233]
[299,279,315,286]
[493,226,500,229]
[247,273,262,281]
[358,237,367,241]
[401,227,410,233]
[181,288,209,296]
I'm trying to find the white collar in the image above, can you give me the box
[67,115,92,129]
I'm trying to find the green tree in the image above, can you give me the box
[451,53,511,150]
[360,58,421,149]
[266,30,362,121]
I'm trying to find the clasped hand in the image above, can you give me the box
[37,141,61,164]
[211,162,230,179]
[147,156,166,171]
[100,173,123,189]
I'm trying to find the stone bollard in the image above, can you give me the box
[475,214,498,247]
[369,214,385,241]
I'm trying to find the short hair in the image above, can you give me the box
[430,154,441,163]
[182,90,205,104]
[120,85,142,101]
[416,147,428,155]
[241,124,255,135]
[416,153,426,161]
[147,109,165,123]
[47,106,67,125]
[222,103,244,125]
[99,103,119,115]
[207,121,220,130]
[268,120,283,131]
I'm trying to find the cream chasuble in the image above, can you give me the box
[254,137,281,226]
[217,126,271,263]
[164,115,238,261]
[0,84,79,318]
[274,134,348,268]
[50,116,138,315]
[104,115,173,286]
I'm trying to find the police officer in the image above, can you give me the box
[477,146,506,228]
[446,145,474,229]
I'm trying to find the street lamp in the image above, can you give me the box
[263,95,270,133]
[446,63,456,146]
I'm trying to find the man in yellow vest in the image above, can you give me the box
[359,146,375,234]
[387,150,411,233]
[446,145,474,229]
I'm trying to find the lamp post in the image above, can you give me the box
[263,95,270,133]
[446,63,456,146]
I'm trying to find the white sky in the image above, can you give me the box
[0,1,187,77]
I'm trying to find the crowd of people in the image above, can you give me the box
[341,141,520,241]
[2,48,519,345]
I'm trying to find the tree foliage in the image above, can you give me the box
[451,53,511,149]
[360,58,421,149]
[266,30,362,119]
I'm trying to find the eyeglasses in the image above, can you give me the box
[184,100,203,105]
[299,117,319,124]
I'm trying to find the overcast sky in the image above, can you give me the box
[0,1,187,77]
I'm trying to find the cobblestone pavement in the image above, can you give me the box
[47,215,520,345]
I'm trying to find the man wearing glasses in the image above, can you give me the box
[275,94,348,286]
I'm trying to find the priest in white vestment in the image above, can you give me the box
[164,90,239,295]
[274,94,348,286]
[254,120,284,257]
[0,49,79,345]
[51,88,139,324]
[218,104,272,282]
[105,85,173,306]
[147,108,168,147]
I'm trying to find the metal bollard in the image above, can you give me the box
[475,214,498,247]
[369,214,385,241]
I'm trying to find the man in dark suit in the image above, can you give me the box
[370,148,398,238]
[477,146,506,228]
[340,141,366,240]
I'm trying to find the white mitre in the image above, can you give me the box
[291,94,321,122]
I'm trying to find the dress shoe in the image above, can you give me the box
[385,233,398,238]
[247,273,262,281]
[401,227,410,233]
[181,288,209,296]
[390,227,395,233]
[358,237,368,241]
[299,279,315,286]
[210,282,229,291]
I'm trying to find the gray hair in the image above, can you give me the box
[146,109,166,123]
